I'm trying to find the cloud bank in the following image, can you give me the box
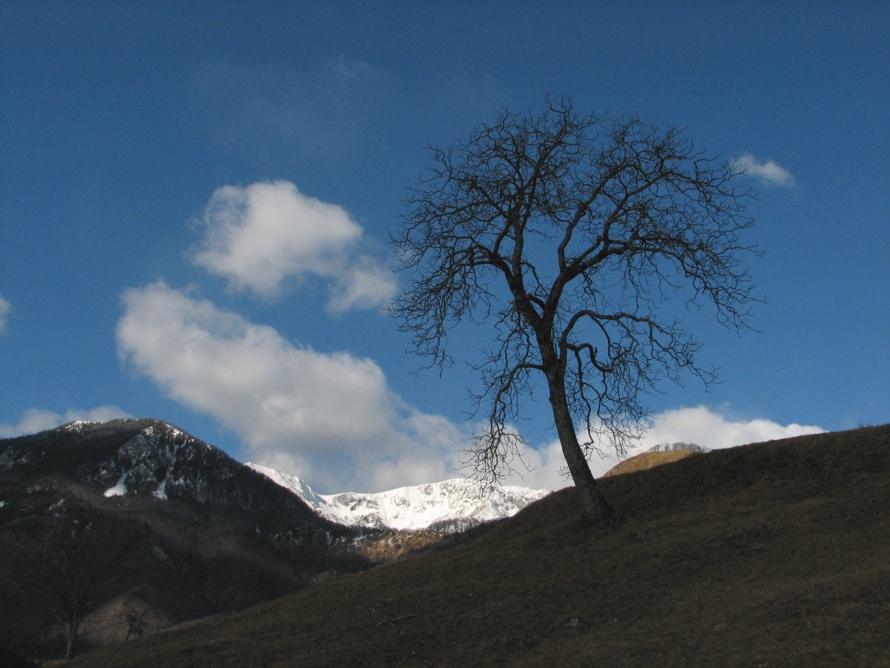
[733,152,795,188]
[191,180,395,310]
[116,281,461,492]
[499,405,825,491]
[117,178,431,492]
[636,405,823,451]
[113,179,823,495]
[114,283,825,494]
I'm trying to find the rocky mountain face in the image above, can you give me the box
[0,417,348,541]
[248,463,550,533]
[0,418,362,661]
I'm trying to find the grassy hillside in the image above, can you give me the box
[602,448,701,477]
[69,426,890,667]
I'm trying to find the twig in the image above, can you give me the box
[377,614,417,627]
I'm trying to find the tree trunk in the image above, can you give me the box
[547,374,613,523]
[64,624,77,660]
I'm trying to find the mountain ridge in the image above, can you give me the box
[247,462,549,533]
[1,417,552,533]
[0,417,339,531]
[0,417,551,660]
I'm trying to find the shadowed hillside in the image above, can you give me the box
[67,425,890,667]
[0,419,366,661]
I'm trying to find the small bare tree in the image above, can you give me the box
[391,96,760,522]
[18,506,142,659]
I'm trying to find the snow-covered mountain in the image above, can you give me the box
[247,463,550,533]
[0,416,548,536]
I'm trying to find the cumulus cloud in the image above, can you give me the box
[117,281,392,449]
[733,152,795,188]
[327,256,400,313]
[115,281,460,492]
[0,405,132,438]
[190,180,396,310]
[0,294,10,334]
[112,279,825,493]
[500,405,825,490]
[636,405,823,451]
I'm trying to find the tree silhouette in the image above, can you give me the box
[392,96,760,522]
[18,505,142,659]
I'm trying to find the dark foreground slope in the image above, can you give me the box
[0,419,364,661]
[69,425,890,667]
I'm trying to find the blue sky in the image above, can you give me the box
[1,2,887,493]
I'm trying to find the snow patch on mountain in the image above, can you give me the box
[646,442,710,453]
[64,420,102,433]
[103,474,128,498]
[247,463,549,532]
[153,478,168,500]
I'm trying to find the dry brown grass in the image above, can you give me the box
[602,448,700,477]
[68,426,890,667]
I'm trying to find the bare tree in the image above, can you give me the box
[391,96,760,523]
[18,506,142,659]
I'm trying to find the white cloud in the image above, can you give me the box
[637,405,823,451]
[0,405,132,438]
[190,180,395,310]
[327,255,399,313]
[501,405,825,490]
[117,281,391,449]
[498,437,566,490]
[115,281,460,492]
[112,280,825,494]
[733,152,796,188]
[0,294,10,334]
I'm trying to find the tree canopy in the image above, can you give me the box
[392,97,760,521]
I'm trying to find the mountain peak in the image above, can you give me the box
[1,418,319,525]
[0,418,366,660]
